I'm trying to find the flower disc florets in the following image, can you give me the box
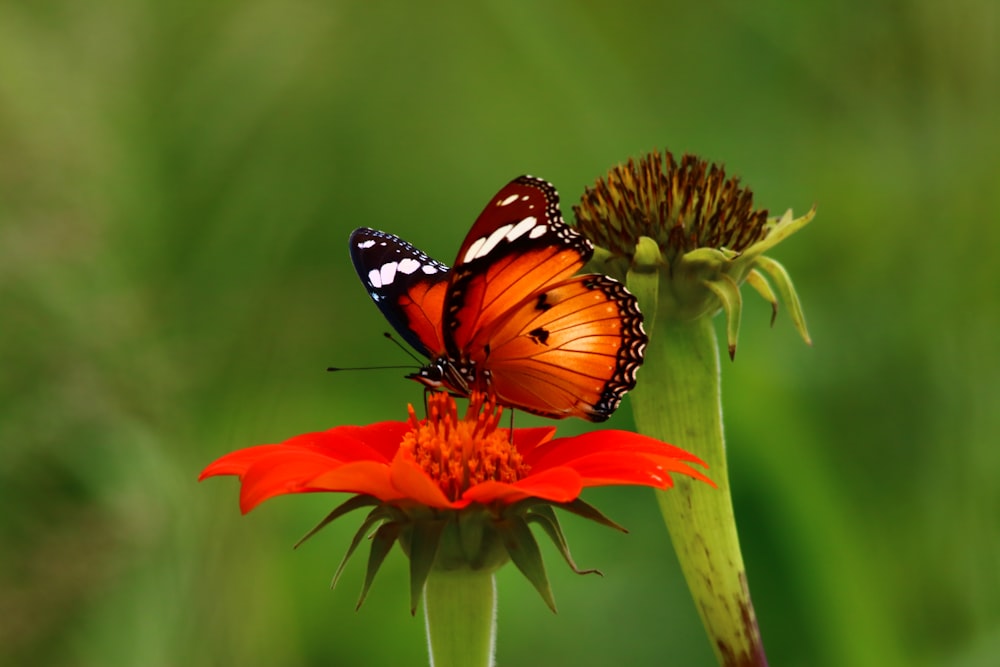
[572,148,814,355]
[401,392,528,503]
[574,150,769,263]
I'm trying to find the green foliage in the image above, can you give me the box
[2,0,998,665]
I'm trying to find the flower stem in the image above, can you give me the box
[423,569,497,667]
[630,310,768,666]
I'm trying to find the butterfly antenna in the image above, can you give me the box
[326,364,415,372]
[383,332,423,364]
[327,332,423,372]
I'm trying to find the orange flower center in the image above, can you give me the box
[401,392,529,502]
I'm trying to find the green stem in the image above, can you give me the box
[423,569,496,667]
[630,311,768,667]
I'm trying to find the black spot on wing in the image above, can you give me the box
[528,327,550,345]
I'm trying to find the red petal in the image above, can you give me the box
[526,430,707,472]
[388,453,455,509]
[330,421,410,459]
[200,421,408,482]
[460,467,584,506]
[279,423,406,463]
[307,461,403,502]
[557,451,714,489]
[508,426,557,457]
[236,454,335,512]
[199,444,287,480]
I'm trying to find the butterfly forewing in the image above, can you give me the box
[444,175,594,358]
[445,244,584,360]
[453,176,592,271]
[349,227,449,357]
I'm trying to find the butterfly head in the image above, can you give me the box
[407,357,479,396]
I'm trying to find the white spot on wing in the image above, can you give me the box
[463,237,486,263]
[379,262,398,286]
[367,268,383,288]
[506,216,537,241]
[357,239,376,249]
[529,225,548,239]
[422,264,439,274]
[498,194,518,206]
[397,258,420,274]
[468,224,514,261]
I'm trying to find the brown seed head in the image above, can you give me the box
[573,150,769,262]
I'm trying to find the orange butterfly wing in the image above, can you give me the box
[351,177,648,421]
[396,279,449,358]
[442,176,647,421]
[468,270,646,420]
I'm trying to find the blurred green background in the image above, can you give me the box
[2,0,997,665]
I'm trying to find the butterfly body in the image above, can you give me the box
[350,176,646,422]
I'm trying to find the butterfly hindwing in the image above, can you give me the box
[349,227,449,358]
[456,268,646,421]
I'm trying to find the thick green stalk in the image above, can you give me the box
[630,310,767,666]
[423,569,496,667]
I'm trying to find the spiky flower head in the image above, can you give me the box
[574,149,814,357]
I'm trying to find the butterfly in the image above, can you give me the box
[349,175,647,422]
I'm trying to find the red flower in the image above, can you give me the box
[200,392,711,513]
[200,392,713,611]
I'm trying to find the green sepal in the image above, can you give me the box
[626,238,663,339]
[295,494,381,549]
[755,206,816,253]
[754,254,812,345]
[498,516,557,612]
[356,521,402,610]
[745,268,778,326]
[703,274,743,360]
[525,506,601,576]
[330,505,397,590]
[584,245,630,283]
[407,518,447,615]
[556,497,628,533]
[683,246,733,265]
